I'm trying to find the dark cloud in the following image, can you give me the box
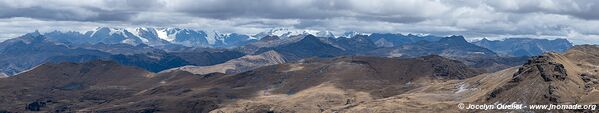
[0,6,94,21]
[485,0,599,20]
[1,0,599,22]
[234,21,288,28]
[1,0,599,44]
[172,0,344,20]
[570,12,599,20]
[170,0,446,23]
[0,0,163,21]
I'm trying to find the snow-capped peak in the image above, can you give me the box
[130,27,156,43]
[90,27,131,37]
[155,28,176,42]
[85,27,146,45]
[271,28,303,37]
[206,30,220,45]
[341,31,369,38]
[311,30,335,38]
[253,28,336,39]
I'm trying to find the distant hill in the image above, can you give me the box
[472,38,573,57]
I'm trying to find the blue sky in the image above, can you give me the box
[1,0,599,44]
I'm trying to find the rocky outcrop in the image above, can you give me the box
[512,56,568,82]
[484,54,585,107]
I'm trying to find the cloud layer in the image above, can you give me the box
[1,0,599,44]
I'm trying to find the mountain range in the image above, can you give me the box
[0,27,585,112]
[41,27,343,49]
[0,28,574,76]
